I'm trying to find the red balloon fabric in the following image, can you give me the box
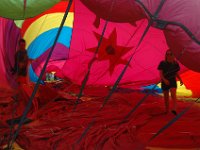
[0,84,200,149]
[78,0,200,72]
[63,0,169,87]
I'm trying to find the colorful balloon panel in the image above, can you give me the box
[31,43,69,81]
[0,0,60,19]
[27,27,72,59]
[21,1,74,82]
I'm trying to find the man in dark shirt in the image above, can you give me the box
[158,60,180,90]
[158,50,183,115]
[12,39,29,83]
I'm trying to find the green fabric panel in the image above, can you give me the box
[14,20,24,28]
[0,0,60,20]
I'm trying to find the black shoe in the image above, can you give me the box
[171,110,177,115]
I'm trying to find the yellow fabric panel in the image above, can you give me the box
[157,81,192,97]
[24,12,74,47]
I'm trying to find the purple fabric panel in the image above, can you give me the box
[31,43,69,76]
[0,17,20,89]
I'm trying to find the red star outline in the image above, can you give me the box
[86,28,132,74]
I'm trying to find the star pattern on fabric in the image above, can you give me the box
[86,28,132,74]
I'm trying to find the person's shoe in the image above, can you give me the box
[171,110,177,115]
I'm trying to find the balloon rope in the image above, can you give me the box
[75,0,167,146]
[119,83,159,124]
[23,0,27,18]
[145,97,200,149]
[73,0,116,111]
[119,1,200,149]
[9,0,73,149]
[119,63,184,126]
[72,21,109,111]
[7,95,18,150]
[136,0,200,44]
[88,19,146,85]
[7,10,49,149]
[100,21,152,110]
[117,0,165,123]
[74,16,152,147]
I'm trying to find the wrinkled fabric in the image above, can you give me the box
[1,83,200,150]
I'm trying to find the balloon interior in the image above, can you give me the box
[0,0,200,149]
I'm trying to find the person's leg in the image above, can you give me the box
[170,88,177,115]
[163,90,169,113]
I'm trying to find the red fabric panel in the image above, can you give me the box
[181,70,200,97]
[1,84,200,149]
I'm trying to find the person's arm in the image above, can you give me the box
[159,70,169,85]
[26,51,34,64]
[28,58,34,63]
[176,72,183,86]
